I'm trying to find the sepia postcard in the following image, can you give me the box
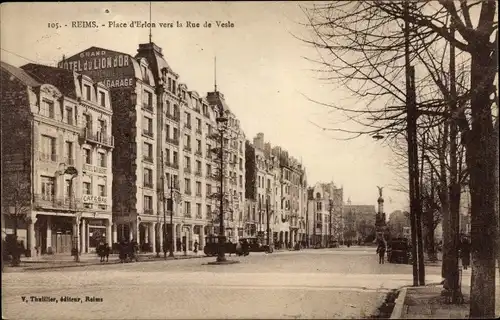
[1,1,499,319]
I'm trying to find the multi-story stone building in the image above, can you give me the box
[58,42,246,252]
[307,182,343,247]
[1,61,114,256]
[245,133,307,248]
[275,147,307,248]
[343,198,377,243]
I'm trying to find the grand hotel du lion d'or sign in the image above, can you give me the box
[58,48,136,88]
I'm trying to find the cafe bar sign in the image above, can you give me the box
[82,195,107,204]
[58,46,136,88]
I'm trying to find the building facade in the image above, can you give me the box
[1,61,114,256]
[307,182,344,247]
[343,199,377,243]
[58,42,247,252]
[244,133,307,248]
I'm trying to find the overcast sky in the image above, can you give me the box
[1,2,409,214]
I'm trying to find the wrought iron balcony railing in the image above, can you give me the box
[143,103,153,112]
[144,209,154,215]
[34,194,80,210]
[38,152,58,162]
[166,113,180,122]
[81,128,114,148]
[143,130,154,138]
[143,156,154,163]
[166,161,179,169]
[166,137,179,145]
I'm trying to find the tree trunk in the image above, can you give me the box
[467,43,497,319]
[438,125,452,283]
[494,117,499,280]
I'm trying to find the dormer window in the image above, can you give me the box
[84,84,91,101]
[41,99,55,119]
[99,91,106,107]
[141,65,149,83]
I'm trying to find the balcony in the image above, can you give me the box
[166,161,179,169]
[203,111,210,118]
[38,152,57,162]
[34,194,79,210]
[184,123,192,130]
[195,128,202,135]
[144,182,153,189]
[183,146,192,153]
[143,103,153,112]
[81,128,114,148]
[184,213,192,218]
[143,156,154,163]
[143,130,154,138]
[195,170,202,177]
[185,190,192,196]
[144,209,154,215]
[166,137,179,146]
[166,113,180,122]
[184,167,191,174]
[194,150,202,157]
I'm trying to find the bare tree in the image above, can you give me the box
[3,171,31,266]
[299,1,498,316]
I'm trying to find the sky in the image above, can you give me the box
[0,2,409,214]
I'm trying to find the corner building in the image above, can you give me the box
[59,42,247,252]
[1,61,114,256]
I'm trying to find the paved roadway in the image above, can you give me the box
[2,247,444,319]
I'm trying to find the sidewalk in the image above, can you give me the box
[392,282,500,319]
[3,252,208,272]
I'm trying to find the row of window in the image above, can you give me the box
[40,100,107,129]
[40,176,107,199]
[142,194,212,219]
[82,83,107,107]
[40,135,107,167]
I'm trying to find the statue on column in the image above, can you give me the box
[377,186,384,198]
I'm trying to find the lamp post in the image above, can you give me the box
[215,111,228,263]
[266,193,273,252]
[64,166,79,262]
[168,176,177,258]
[329,198,333,246]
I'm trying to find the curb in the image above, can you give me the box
[5,255,209,271]
[390,287,408,319]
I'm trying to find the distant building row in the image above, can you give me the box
[1,42,379,256]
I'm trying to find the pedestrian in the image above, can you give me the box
[460,237,471,270]
[193,241,199,255]
[98,241,106,262]
[119,239,127,263]
[182,242,187,256]
[242,239,249,256]
[376,242,386,264]
[104,243,110,262]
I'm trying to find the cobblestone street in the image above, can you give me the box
[2,248,444,319]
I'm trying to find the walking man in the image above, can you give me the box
[376,241,386,264]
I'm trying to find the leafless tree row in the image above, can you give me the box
[298,1,498,317]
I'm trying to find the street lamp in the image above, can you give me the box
[215,111,228,263]
[64,166,79,262]
[168,176,179,258]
